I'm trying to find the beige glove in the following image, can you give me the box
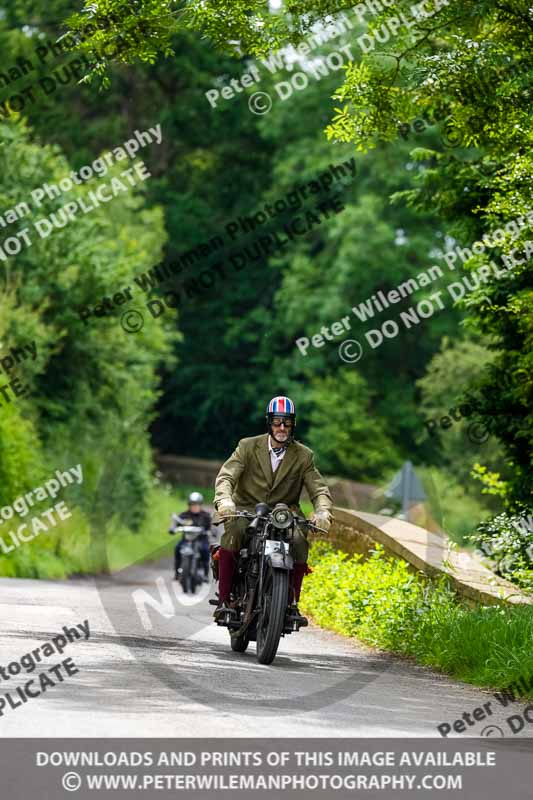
[311,510,332,532]
[217,499,236,516]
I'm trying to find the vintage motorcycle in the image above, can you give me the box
[211,503,325,665]
[169,514,209,594]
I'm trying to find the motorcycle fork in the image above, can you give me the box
[257,551,265,604]
[241,552,261,629]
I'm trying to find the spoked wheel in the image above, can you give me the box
[256,564,289,665]
[230,629,250,653]
[181,556,195,593]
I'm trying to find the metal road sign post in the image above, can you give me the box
[385,460,427,519]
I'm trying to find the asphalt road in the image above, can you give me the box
[0,557,529,739]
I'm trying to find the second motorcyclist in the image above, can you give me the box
[169,491,212,581]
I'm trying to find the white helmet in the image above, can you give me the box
[188,492,204,504]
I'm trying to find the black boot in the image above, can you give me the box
[287,604,308,627]
[213,600,237,623]
[213,600,228,621]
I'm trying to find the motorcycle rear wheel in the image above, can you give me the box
[256,565,289,665]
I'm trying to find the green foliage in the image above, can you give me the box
[470,507,533,592]
[0,0,526,580]
[302,541,533,693]
[471,464,509,498]
[10,1,498,495]
[75,0,533,507]
[0,403,47,502]
[306,370,400,481]
[212,51,467,473]
[418,466,492,545]
[104,483,182,572]
[0,486,180,579]
[0,116,177,541]
[416,336,507,499]
[322,0,533,507]
[417,337,496,422]
[302,542,459,651]
[65,0,179,78]
[66,0,312,74]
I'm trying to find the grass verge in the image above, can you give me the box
[0,483,195,579]
[300,541,533,698]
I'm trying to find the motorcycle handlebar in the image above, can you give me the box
[217,511,328,534]
[217,512,255,523]
[294,517,329,534]
[174,525,206,533]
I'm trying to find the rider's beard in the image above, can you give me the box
[271,430,289,445]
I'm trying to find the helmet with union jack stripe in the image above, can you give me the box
[266,396,296,442]
[267,396,295,416]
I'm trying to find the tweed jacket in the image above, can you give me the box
[214,433,332,515]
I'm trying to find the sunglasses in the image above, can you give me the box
[271,416,294,427]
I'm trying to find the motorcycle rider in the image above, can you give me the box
[213,396,333,624]
[169,491,212,581]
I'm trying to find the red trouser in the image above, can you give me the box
[217,548,236,603]
[218,548,307,604]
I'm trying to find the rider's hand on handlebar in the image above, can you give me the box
[218,499,236,516]
[310,510,332,532]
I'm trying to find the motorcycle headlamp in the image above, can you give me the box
[271,505,293,529]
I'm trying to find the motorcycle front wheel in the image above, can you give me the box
[181,556,195,594]
[256,564,289,665]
